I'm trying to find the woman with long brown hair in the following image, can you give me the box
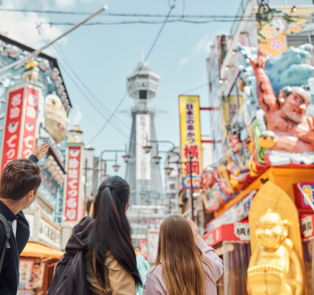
[143,215,223,295]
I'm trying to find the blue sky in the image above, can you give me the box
[0,0,240,177]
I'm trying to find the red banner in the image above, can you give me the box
[20,87,39,158]
[65,146,81,222]
[1,87,25,171]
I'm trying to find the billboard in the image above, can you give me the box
[0,81,40,172]
[136,114,151,180]
[64,146,82,222]
[179,95,202,189]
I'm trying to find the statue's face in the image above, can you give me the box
[283,90,310,123]
[255,212,288,249]
[228,131,242,154]
[201,171,215,189]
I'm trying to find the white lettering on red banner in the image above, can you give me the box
[1,88,25,171]
[65,146,81,221]
[20,88,38,158]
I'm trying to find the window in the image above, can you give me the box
[139,90,147,99]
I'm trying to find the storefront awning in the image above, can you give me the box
[21,242,64,259]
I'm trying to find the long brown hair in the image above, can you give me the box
[155,215,214,295]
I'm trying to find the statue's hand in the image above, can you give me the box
[258,131,277,149]
[292,280,303,295]
[248,50,267,71]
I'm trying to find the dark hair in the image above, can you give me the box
[0,159,41,201]
[89,175,142,289]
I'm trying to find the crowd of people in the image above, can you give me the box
[0,140,224,295]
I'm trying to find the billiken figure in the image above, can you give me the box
[249,50,314,154]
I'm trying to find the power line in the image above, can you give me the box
[0,8,309,20]
[88,5,175,144]
[38,30,130,140]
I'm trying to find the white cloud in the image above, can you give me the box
[179,35,213,66]
[71,106,83,126]
[0,3,64,49]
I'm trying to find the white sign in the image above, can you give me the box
[234,223,250,241]
[39,218,61,249]
[24,214,34,238]
[136,114,151,180]
[147,231,159,263]
[301,216,313,238]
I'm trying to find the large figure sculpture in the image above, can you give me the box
[249,50,313,155]
[247,209,303,295]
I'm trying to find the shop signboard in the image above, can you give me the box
[300,214,314,239]
[206,190,255,233]
[294,183,314,213]
[0,82,40,172]
[179,95,202,189]
[140,239,148,258]
[64,146,82,222]
[203,222,250,247]
[147,231,159,263]
[39,217,61,249]
[147,219,159,231]
[136,114,151,180]
[19,260,45,290]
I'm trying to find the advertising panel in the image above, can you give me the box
[147,231,159,263]
[136,114,151,180]
[140,239,148,258]
[179,95,202,189]
[20,87,39,158]
[1,87,25,171]
[19,260,45,290]
[64,146,82,222]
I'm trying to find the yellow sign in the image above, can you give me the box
[179,95,202,189]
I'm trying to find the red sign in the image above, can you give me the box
[20,88,39,158]
[1,87,25,171]
[300,214,314,239]
[65,146,81,222]
[203,222,250,247]
[294,183,314,213]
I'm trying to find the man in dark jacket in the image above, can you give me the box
[0,139,49,295]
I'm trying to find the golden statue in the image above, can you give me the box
[248,181,305,295]
[247,209,303,295]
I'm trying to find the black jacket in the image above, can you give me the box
[0,154,38,295]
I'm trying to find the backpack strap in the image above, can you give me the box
[0,213,11,275]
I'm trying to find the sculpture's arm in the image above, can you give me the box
[290,248,304,295]
[248,50,278,113]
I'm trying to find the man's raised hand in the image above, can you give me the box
[33,138,49,161]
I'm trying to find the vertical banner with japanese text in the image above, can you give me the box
[136,114,151,180]
[0,82,41,172]
[179,95,202,189]
[20,87,39,158]
[64,146,82,222]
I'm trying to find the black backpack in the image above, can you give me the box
[0,213,11,274]
[47,242,91,295]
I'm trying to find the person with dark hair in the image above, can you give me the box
[143,216,224,295]
[0,139,49,295]
[61,175,142,295]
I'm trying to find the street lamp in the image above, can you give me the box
[164,166,173,175]
[122,154,131,163]
[113,164,120,172]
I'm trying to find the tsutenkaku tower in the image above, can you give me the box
[125,61,163,206]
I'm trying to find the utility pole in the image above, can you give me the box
[189,150,194,222]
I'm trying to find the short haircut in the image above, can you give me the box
[0,159,41,201]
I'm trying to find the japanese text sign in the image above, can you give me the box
[1,83,40,172]
[179,95,202,189]
[1,87,25,171]
[65,146,82,222]
[21,87,39,158]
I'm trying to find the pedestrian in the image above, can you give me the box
[143,215,224,295]
[135,247,150,295]
[0,139,49,295]
[49,175,142,295]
